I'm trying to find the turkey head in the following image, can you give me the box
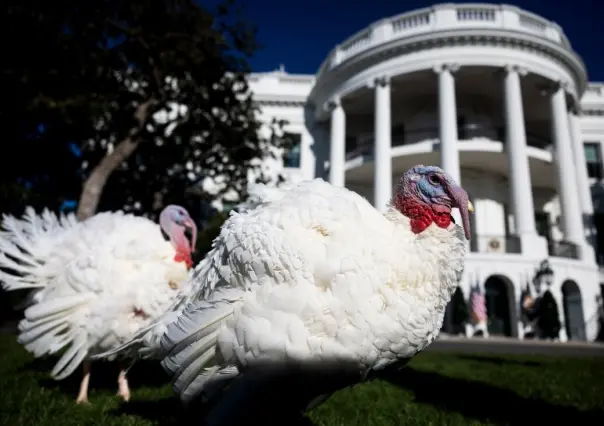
[393,164,474,240]
[159,205,198,268]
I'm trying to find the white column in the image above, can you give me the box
[373,76,392,211]
[568,111,594,215]
[434,63,461,184]
[569,109,596,262]
[548,82,583,246]
[329,99,346,187]
[502,65,537,236]
[300,126,315,180]
[301,106,317,181]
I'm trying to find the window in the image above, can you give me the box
[345,136,357,152]
[393,123,404,146]
[457,116,467,139]
[392,123,404,137]
[584,142,603,179]
[594,213,604,265]
[283,133,301,168]
[535,212,551,242]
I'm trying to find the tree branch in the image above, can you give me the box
[76,99,153,220]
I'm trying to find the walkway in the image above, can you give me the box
[430,334,604,357]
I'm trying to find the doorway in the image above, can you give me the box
[562,280,586,341]
[485,276,514,336]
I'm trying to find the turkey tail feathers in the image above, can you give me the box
[0,207,77,291]
[0,207,96,381]
[17,292,95,380]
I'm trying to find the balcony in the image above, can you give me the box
[548,240,580,260]
[318,3,571,78]
[471,235,522,254]
[345,124,550,161]
[471,237,581,259]
[468,237,582,259]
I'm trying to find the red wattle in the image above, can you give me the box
[174,251,193,269]
[398,198,452,235]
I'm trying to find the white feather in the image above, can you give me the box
[235,180,297,212]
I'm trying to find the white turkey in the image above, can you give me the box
[94,164,474,422]
[0,205,197,404]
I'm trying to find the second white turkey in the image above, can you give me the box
[0,205,197,404]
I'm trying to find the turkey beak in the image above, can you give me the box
[182,218,198,252]
[446,183,473,240]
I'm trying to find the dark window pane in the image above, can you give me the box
[284,133,301,168]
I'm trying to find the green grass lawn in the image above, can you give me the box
[0,332,603,426]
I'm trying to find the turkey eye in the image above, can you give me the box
[428,174,440,185]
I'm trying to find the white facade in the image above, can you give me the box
[247,68,316,186]
[247,3,604,341]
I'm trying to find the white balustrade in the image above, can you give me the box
[318,4,570,77]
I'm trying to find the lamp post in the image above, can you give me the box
[533,259,554,296]
[532,259,564,341]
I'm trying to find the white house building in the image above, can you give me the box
[247,3,604,342]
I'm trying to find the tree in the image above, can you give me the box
[0,0,292,222]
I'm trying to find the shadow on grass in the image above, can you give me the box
[111,397,184,426]
[115,361,367,426]
[454,354,542,367]
[114,399,317,426]
[380,367,603,424]
[111,390,318,426]
[21,356,170,397]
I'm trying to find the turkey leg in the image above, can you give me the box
[75,360,91,404]
[116,362,131,402]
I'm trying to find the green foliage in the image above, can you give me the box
[0,334,603,425]
[0,0,291,220]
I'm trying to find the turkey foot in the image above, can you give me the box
[116,368,131,402]
[76,360,91,404]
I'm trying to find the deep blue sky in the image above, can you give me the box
[202,0,603,82]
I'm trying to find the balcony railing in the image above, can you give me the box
[345,124,551,160]
[548,240,580,259]
[471,235,522,254]
[318,3,571,78]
